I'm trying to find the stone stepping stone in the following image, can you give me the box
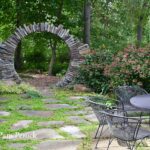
[33,140,81,150]
[3,128,64,140]
[20,93,31,99]
[43,99,60,104]
[69,96,87,101]
[38,121,65,127]
[60,126,85,138]
[92,139,128,150]
[85,107,93,111]
[65,110,88,116]
[17,105,32,110]
[0,111,10,116]
[0,97,8,101]
[39,88,52,97]
[68,116,91,125]
[20,110,53,118]
[8,143,26,150]
[45,104,77,110]
[0,120,5,123]
[84,114,98,122]
[11,120,33,130]
[75,101,88,106]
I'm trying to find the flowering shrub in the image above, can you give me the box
[76,51,112,94]
[104,45,150,91]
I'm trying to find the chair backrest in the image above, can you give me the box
[100,110,141,141]
[86,97,109,123]
[114,85,148,104]
[87,100,107,123]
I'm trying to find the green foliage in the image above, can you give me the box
[21,33,50,72]
[0,0,150,84]
[0,0,81,75]
[91,0,133,52]
[21,32,69,74]
[0,82,39,94]
[124,0,150,24]
[0,0,16,41]
[76,51,112,94]
[25,90,42,98]
[53,62,68,75]
[56,69,67,77]
[52,43,69,75]
[104,45,150,92]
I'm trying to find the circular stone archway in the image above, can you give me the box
[0,22,91,87]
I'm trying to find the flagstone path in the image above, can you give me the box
[0,87,97,150]
[1,86,150,150]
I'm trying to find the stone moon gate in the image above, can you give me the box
[0,22,90,87]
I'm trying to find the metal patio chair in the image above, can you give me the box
[85,96,117,148]
[114,85,148,113]
[100,109,150,150]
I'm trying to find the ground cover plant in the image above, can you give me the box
[0,84,104,149]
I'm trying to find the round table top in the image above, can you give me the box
[130,94,150,110]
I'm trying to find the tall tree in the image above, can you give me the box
[124,0,150,47]
[14,0,22,70]
[84,0,91,45]
[91,0,132,52]
[48,0,64,76]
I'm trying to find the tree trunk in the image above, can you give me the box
[136,17,143,48]
[48,41,57,76]
[15,0,22,70]
[48,0,64,75]
[15,42,22,70]
[84,0,91,46]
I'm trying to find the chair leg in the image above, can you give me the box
[131,143,136,150]
[94,123,101,139]
[140,112,143,118]
[126,141,131,149]
[127,141,133,150]
[128,141,137,150]
[149,112,150,127]
[107,138,113,150]
[95,123,104,149]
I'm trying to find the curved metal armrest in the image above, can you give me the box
[100,110,142,121]
[85,97,119,109]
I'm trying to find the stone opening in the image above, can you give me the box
[0,22,90,87]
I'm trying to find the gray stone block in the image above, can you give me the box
[33,140,81,150]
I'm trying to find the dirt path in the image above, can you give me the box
[20,73,61,97]
[21,74,60,88]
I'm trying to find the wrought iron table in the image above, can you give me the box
[130,94,150,126]
[130,94,150,110]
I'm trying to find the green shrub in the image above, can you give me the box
[0,82,40,95]
[104,45,150,92]
[76,51,112,94]
[23,50,49,72]
[56,69,67,77]
[25,90,42,98]
[52,62,68,75]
